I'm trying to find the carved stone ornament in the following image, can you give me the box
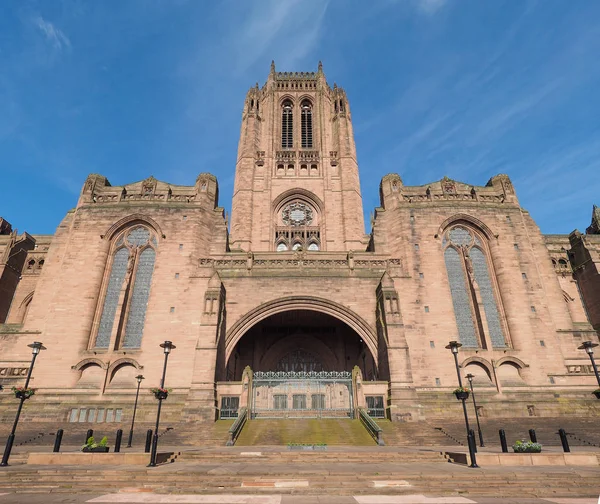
[442,177,456,194]
[282,202,313,227]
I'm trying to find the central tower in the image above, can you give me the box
[229,62,366,252]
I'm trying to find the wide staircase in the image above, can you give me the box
[378,420,464,446]
[0,420,235,461]
[2,416,599,452]
[424,417,600,448]
[0,452,598,497]
[235,418,375,446]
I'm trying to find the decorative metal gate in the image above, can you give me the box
[251,370,353,419]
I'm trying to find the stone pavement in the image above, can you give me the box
[0,494,599,503]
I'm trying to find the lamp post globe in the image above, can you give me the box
[577,341,600,390]
[149,341,176,467]
[1,342,46,466]
[445,341,478,468]
[127,374,145,448]
[465,373,485,447]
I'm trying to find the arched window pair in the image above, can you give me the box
[281,99,313,149]
[443,225,507,349]
[93,225,157,349]
[276,241,320,252]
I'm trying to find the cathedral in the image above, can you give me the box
[0,63,599,427]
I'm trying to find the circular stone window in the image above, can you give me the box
[282,202,313,227]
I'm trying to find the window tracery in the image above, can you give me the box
[94,225,157,349]
[281,100,293,149]
[276,349,323,372]
[275,200,320,252]
[442,225,507,348]
[282,202,313,227]
[301,100,313,148]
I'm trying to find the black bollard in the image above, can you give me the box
[558,428,570,453]
[85,429,94,444]
[53,429,64,453]
[469,429,477,453]
[499,429,508,453]
[114,429,123,453]
[529,429,537,443]
[144,429,152,453]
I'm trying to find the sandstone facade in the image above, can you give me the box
[0,64,598,426]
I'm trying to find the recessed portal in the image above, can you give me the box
[224,309,377,381]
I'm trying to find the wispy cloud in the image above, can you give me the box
[33,15,71,51]
[416,0,447,15]
[231,0,329,73]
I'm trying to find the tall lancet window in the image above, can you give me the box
[442,225,507,349]
[301,100,313,148]
[94,225,158,349]
[281,100,293,148]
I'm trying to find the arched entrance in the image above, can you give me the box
[224,309,377,381]
[218,301,380,419]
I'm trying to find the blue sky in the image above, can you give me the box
[1,0,599,235]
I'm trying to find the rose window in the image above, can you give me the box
[282,202,313,227]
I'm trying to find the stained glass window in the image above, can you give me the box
[127,227,150,247]
[96,247,129,347]
[449,227,472,246]
[470,247,506,347]
[95,225,157,349]
[443,225,507,348]
[123,247,156,348]
[444,247,478,347]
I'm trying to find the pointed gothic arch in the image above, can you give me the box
[90,223,158,350]
[441,221,510,349]
[102,214,165,241]
[281,99,294,149]
[225,296,378,366]
[300,99,313,148]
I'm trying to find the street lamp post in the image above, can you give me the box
[1,342,46,467]
[577,341,600,391]
[465,373,485,447]
[445,341,478,468]
[127,374,145,448]
[148,341,175,467]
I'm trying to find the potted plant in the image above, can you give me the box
[592,389,600,399]
[150,387,171,400]
[453,386,470,400]
[512,440,542,453]
[81,436,110,453]
[11,386,35,400]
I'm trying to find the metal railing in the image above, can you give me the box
[367,408,386,419]
[226,407,247,446]
[358,407,384,446]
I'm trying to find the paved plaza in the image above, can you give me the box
[0,494,599,504]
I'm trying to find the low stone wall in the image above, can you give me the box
[447,452,600,466]
[27,452,173,465]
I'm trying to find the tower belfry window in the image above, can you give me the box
[282,100,293,148]
[301,100,313,148]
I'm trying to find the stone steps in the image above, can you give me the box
[176,450,448,464]
[235,418,376,446]
[0,466,598,497]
